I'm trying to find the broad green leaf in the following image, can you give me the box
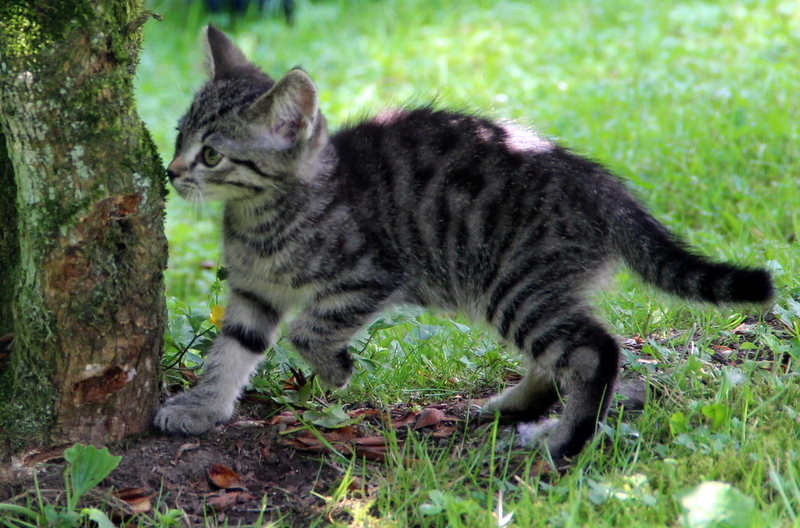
[685,355,704,374]
[43,504,80,526]
[64,444,122,501]
[81,508,117,528]
[679,481,760,528]
[670,412,689,435]
[303,403,353,428]
[701,403,732,430]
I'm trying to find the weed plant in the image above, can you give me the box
[135,0,800,526]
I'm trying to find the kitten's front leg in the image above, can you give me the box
[155,290,282,435]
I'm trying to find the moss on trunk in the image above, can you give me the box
[0,0,167,461]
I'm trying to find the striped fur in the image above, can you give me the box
[155,26,773,457]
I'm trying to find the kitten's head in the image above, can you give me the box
[167,25,329,203]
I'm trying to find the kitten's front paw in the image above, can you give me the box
[314,370,351,390]
[154,393,232,435]
[480,395,503,416]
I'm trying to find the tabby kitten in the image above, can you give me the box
[155,25,773,458]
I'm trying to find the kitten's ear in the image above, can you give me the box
[204,25,253,80]
[244,69,319,148]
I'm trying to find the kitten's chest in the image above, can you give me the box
[223,235,315,309]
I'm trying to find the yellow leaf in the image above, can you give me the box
[210,304,225,329]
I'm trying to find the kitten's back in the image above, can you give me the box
[330,107,772,310]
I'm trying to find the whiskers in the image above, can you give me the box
[167,182,213,225]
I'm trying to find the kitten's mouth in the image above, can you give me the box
[172,180,269,203]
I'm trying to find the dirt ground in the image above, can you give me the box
[0,398,495,527]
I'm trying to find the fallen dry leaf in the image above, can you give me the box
[270,410,300,426]
[354,445,390,462]
[347,476,364,491]
[733,323,756,335]
[208,464,245,490]
[711,345,733,354]
[174,442,201,463]
[115,487,153,513]
[431,424,456,438]
[21,445,70,467]
[391,411,418,428]
[283,435,331,453]
[282,428,401,463]
[229,419,267,428]
[527,460,556,477]
[331,425,359,438]
[623,334,645,347]
[205,491,254,511]
[353,436,389,446]
[347,408,381,419]
[412,408,445,430]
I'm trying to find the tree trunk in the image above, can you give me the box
[0,1,167,462]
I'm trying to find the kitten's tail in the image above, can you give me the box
[611,202,774,304]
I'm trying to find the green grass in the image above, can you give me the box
[135,0,800,526]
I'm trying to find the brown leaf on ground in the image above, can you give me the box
[228,419,268,428]
[711,345,733,354]
[431,423,456,438]
[354,446,390,462]
[283,436,324,451]
[21,445,70,467]
[353,436,389,446]
[733,323,756,335]
[527,460,556,477]
[115,487,153,513]
[208,464,245,490]
[623,334,645,347]
[270,410,300,426]
[347,476,365,491]
[348,408,381,420]
[282,427,401,463]
[205,491,254,511]
[174,442,201,463]
[331,425,359,438]
[412,408,445,430]
[391,411,418,428]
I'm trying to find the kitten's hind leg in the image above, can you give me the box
[539,319,619,458]
[488,310,619,458]
[288,284,394,388]
[154,290,282,435]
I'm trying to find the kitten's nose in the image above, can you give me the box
[166,159,185,181]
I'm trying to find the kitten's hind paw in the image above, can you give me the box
[154,393,232,435]
[516,418,560,447]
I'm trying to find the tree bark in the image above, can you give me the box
[0,1,167,461]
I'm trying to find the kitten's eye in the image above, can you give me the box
[201,146,223,167]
